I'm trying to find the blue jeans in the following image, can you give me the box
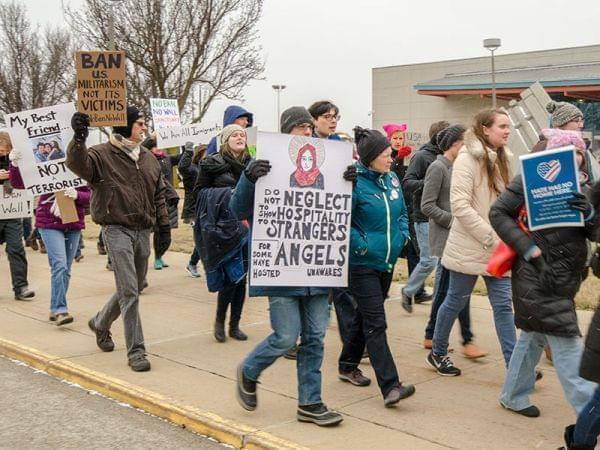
[424,263,473,344]
[432,271,516,365]
[500,331,595,414]
[38,228,80,314]
[243,295,329,406]
[574,386,600,447]
[403,222,438,297]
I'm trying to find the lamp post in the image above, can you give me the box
[483,38,501,108]
[272,84,286,131]
[106,0,124,50]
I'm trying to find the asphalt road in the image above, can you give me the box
[0,356,225,449]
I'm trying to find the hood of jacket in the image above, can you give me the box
[223,105,253,127]
[462,129,513,163]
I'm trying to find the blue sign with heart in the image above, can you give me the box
[520,145,583,231]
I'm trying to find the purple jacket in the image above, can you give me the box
[9,166,91,231]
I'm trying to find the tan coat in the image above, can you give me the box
[442,131,511,276]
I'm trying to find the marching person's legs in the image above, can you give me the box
[2,219,33,299]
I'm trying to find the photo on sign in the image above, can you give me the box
[30,134,66,163]
[288,136,326,190]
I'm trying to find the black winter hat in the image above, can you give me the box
[280,106,313,134]
[354,126,389,167]
[436,125,466,152]
[113,106,144,139]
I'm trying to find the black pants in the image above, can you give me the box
[153,231,170,259]
[0,219,28,292]
[339,266,400,396]
[332,288,359,346]
[216,280,246,326]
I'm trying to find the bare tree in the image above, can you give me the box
[0,0,74,121]
[65,0,264,123]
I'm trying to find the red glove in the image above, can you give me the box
[397,146,412,159]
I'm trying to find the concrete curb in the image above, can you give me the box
[0,338,307,450]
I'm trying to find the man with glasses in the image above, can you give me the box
[308,101,342,141]
[67,106,170,372]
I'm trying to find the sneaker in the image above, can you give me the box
[160,259,169,268]
[414,291,433,304]
[56,313,74,326]
[236,364,257,411]
[128,354,151,372]
[401,289,413,313]
[97,242,107,255]
[501,403,540,418]
[49,312,57,322]
[384,384,416,407]
[14,286,35,301]
[284,344,298,360]
[462,343,487,359]
[427,352,461,376]
[186,264,201,278]
[297,403,343,427]
[338,368,371,386]
[88,318,114,352]
[154,259,163,270]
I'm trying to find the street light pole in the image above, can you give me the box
[483,38,501,108]
[272,84,286,131]
[106,0,124,50]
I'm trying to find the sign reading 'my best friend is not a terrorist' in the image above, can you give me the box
[250,132,353,287]
[0,186,33,219]
[75,51,127,127]
[520,145,583,231]
[4,102,86,195]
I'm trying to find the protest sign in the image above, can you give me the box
[150,98,181,129]
[0,185,33,219]
[75,51,127,127]
[520,145,583,231]
[250,132,353,287]
[156,120,222,149]
[246,127,257,157]
[4,102,86,195]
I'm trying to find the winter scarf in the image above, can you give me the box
[110,133,141,162]
[292,144,320,187]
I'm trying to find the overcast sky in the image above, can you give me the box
[28,0,600,133]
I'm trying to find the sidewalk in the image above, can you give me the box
[0,242,592,449]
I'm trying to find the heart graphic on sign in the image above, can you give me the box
[536,159,561,183]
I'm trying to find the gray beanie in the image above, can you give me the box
[219,124,245,146]
[546,101,583,128]
[280,106,313,134]
[436,125,466,152]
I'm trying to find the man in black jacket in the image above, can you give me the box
[400,121,449,312]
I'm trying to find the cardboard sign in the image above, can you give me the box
[55,191,79,224]
[250,132,353,287]
[150,98,181,129]
[520,145,583,231]
[156,120,222,149]
[75,51,127,127]
[4,103,86,196]
[0,185,33,219]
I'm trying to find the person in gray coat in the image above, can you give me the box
[420,125,485,359]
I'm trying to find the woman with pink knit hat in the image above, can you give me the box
[383,123,412,181]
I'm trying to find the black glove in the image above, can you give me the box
[244,159,271,183]
[531,254,556,293]
[591,247,600,278]
[71,112,90,144]
[343,165,357,185]
[157,226,172,256]
[567,192,593,219]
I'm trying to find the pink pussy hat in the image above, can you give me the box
[382,123,408,139]
[542,128,586,151]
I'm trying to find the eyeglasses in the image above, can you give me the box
[320,113,340,122]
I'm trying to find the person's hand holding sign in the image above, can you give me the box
[342,165,357,186]
[71,112,90,144]
[567,192,594,221]
[245,159,271,183]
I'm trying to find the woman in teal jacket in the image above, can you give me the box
[338,127,415,407]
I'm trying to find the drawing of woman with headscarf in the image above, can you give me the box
[289,141,325,189]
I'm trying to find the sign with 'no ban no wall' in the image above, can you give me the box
[0,186,33,219]
[250,132,353,287]
[4,102,86,195]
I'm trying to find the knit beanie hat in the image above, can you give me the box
[546,101,583,128]
[112,106,144,139]
[436,125,466,152]
[280,107,313,134]
[541,128,586,151]
[382,123,407,139]
[354,126,389,167]
[219,124,245,146]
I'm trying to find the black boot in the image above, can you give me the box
[563,424,597,450]
[214,320,226,342]
[229,322,248,341]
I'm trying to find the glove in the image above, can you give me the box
[8,148,22,167]
[157,226,172,256]
[184,141,194,152]
[244,159,271,183]
[343,165,357,185]
[567,192,593,220]
[63,187,78,200]
[531,254,556,293]
[591,247,600,278]
[71,112,90,144]
[50,197,61,218]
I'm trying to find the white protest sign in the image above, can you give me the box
[150,98,181,129]
[4,103,86,195]
[250,132,353,287]
[156,120,222,149]
[0,185,33,219]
